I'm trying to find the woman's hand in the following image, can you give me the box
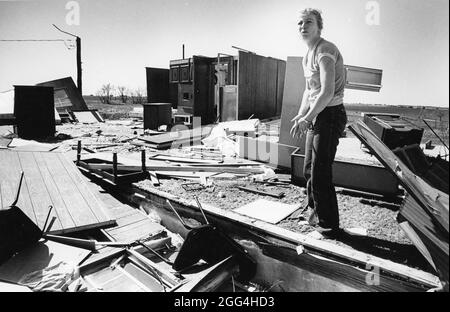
[290,115,312,138]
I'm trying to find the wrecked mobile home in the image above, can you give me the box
[0,51,448,293]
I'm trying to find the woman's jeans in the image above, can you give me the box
[303,104,347,229]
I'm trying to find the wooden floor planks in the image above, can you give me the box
[105,218,164,242]
[59,152,113,224]
[0,151,37,225]
[0,150,115,234]
[102,206,165,242]
[43,152,97,227]
[17,151,63,231]
[33,152,75,230]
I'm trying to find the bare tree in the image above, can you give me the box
[97,83,115,104]
[117,86,128,104]
[130,88,146,104]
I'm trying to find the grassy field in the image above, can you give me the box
[84,96,141,120]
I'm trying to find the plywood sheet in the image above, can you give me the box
[279,57,306,148]
[0,150,115,234]
[73,111,99,124]
[234,199,300,224]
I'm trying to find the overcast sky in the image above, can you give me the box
[0,0,448,107]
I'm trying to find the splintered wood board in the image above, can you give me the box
[0,150,115,234]
[233,199,301,224]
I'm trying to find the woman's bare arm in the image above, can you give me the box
[298,81,310,117]
[302,57,335,122]
[291,57,336,137]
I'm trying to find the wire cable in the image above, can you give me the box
[0,39,73,42]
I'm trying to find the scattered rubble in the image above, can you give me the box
[0,112,448,292]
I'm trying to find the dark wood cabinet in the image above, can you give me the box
[14,85,55,140]
[169,57,215,125]
[154,52,286,125]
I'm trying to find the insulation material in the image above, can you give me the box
[202,125,239,157]
[18,261,78,292]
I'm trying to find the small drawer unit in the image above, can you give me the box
[363,113,424,150]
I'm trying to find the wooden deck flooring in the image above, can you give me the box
[102,206,165,242]
[0,150,115,234]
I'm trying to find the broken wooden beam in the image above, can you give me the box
[149,154,223,164]
[237,186,285,198]
[82,163,266,175]
[83,147,96,154]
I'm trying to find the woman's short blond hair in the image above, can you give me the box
[300,8,323,31]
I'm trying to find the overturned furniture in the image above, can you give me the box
[105,169,442,292]
[363,113,424,150]
[166,198,256,282]
[14,85,56,140]
[0,167,255,292]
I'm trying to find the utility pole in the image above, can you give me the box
[76,36,82,95]
[53,24,82,95]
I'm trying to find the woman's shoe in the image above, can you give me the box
[316,226,344,238]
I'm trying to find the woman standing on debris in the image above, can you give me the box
[290,8,347,236]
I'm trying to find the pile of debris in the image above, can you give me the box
[0,147,258,292]
[1,89,448,291]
